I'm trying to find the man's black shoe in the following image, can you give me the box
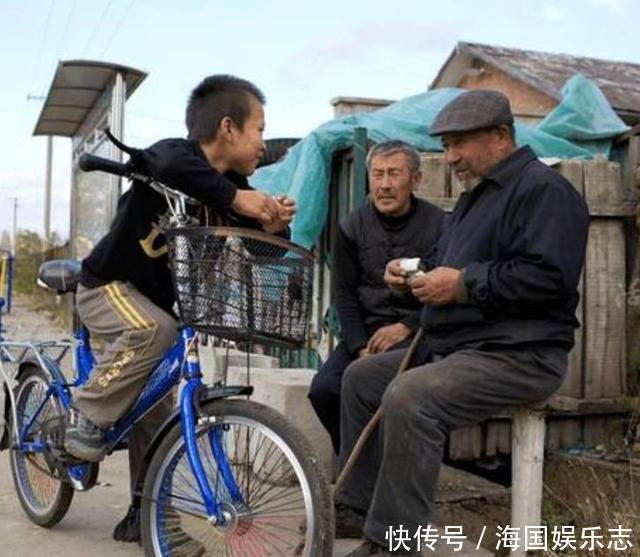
[113,504,206,556]
[345,538,419,556]
[334,501,366,539]
[113,504,141,544]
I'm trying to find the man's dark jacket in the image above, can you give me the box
[421,146,590,354]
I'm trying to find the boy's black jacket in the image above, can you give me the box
[81,138,270,315]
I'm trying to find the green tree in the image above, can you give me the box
[13,230,69,295]
[11,229,71,326]
[13,230,44,294]
[0,230,10,250]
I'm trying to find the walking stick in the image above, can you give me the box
[333,327,424,495]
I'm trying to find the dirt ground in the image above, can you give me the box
[433,493,509,554]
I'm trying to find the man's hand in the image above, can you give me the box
[262,195,296,233]
[366,323,411,354]
[358,347,370,359]
[384,259,410,293]
[410,267,461,305]
[230,189,279,224]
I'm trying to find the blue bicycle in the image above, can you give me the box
[0,151,334,556]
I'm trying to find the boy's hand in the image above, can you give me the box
[231,190,279,223]
[262,195,296,233]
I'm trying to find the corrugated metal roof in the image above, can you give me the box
[33,60,147,136]
[431,42,640,122]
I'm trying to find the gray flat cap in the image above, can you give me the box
[429,89,514,136]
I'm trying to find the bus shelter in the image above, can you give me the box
[33,60,147,259]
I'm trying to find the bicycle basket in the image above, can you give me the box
[166,227,314,346]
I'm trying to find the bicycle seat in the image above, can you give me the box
[38,260,82,294]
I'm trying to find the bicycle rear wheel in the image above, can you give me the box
[141,399,334,556]
[9,365,74,527]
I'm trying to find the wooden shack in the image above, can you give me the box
[430,42,640,127]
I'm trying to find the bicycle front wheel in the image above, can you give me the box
[141,399,334,557]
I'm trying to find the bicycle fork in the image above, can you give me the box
[179,329,243,525]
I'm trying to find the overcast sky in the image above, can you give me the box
[0,0,638,241]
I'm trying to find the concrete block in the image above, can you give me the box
[198,344,280,384]
[216,350,280,370]
[225,366,334,477]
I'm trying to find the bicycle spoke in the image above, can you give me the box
[16,381,59,507]
[147,404,319,557]
[11,368,73,526]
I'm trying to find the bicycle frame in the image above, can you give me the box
[1,147,253,527]
[1,319,245,525]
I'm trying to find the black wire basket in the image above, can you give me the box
[166,227,314,346]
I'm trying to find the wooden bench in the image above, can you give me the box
[510,395,579,556]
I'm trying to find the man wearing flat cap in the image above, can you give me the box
[337,90,590,556]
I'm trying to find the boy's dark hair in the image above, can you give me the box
[186,75,266,142]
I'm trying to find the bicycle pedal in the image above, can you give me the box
[41,444,88,470]
[40,415,66,450]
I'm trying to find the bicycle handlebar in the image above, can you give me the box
[78,152,199,219]
[79,153,132,177]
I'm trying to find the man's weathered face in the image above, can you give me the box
[442,129,508,190]
[368,152,420,217]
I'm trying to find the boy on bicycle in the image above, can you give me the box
[65,75,294,542]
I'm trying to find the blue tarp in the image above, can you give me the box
[251,74,629,249]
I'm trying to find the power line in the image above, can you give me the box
[26,0,56,96]
[22,0,53,136]
[82,0,114,58]
[54,0,78,61]
[127,110,183,125]
[99,0,137,59]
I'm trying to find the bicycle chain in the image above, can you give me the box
[23,452,66,482]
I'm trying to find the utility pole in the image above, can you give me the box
[27,94,50,252]
[109,72,126,219]
[44,136,53,251]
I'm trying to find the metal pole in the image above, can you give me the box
[44,136,53,250]
[352,127,368,208]
[6,255,12,313]
[11,197,18,256]
[109,72,126,222]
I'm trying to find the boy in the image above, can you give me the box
[65,74,294,543]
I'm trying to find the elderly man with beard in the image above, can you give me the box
[309,140,443,458]
[336,90,590,556]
